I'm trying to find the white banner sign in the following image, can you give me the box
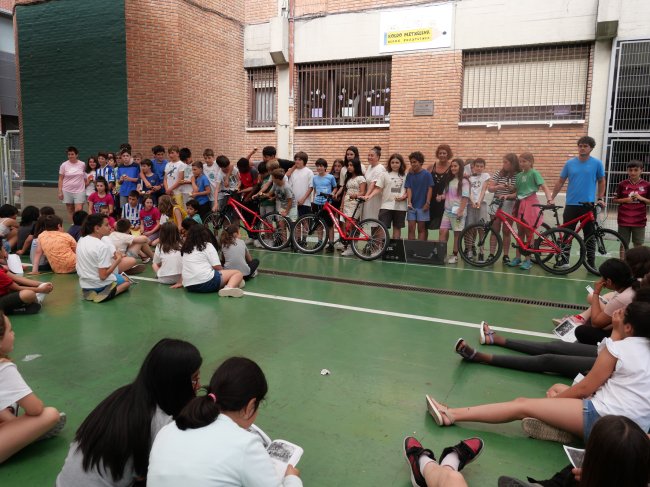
[379,3,453,53]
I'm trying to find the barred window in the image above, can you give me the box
[248,68,276,128]
[461,44,591,123]
[297,58,391,127]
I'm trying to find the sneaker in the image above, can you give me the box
[498,477,536,487]
[238,280,246,289]
[507,257,522,267]
[38,412,67,441]
[478,252,485,262]
[251,269,258,278]
[502,255,511,264]
[341,247,354,257]
[519,260,533,270]
[334,241,344,250]
[553,262,571,270]
[521,418,575,443]
[326,244,335,253]
[141,257,152,264]
[125,264,146,275]
[36,292,47,304]
[447,255,458,264]
[253,239,264,248]
[403,436,436,487]
[218,286,244,298]
[82,289,98,302]
[439,437,484,472]
[94,282,118,303]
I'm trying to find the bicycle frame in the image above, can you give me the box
[315,200,370,242]
[223,195,274,233]
[493,209,563,254]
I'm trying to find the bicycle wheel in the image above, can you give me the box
[203,212,231,237]
[350,219,388,261]
[535,223,553,264]
[291,215,328,253]
[255,212,292,250]
[533,227,585,275]
[583,228,628,275]
[459,223,502,267]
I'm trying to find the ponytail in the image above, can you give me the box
[176,394,220,430]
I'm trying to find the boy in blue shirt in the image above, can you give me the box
[405,151,434,241]
[150,145,168,181]
[310,158,338,251]
[117,149,141,207]
[190,161,212,221]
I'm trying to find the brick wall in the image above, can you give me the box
[0,0,14,11]
[295,0,428,17]
[245,0,276,24]
[15,0,128,181]
[126,0,247,161]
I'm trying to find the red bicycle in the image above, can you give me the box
[203,190,292,250]
[290,193,389,260]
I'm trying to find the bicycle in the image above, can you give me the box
[203,190,292,251]
[458,199,586,275]
[534,202,627,275]
[290,193,389,261]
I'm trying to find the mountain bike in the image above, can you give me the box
[203,190,292,251]
[290,193,389,261]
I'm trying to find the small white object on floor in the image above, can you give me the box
[320,368,330,376]
[22,354,42,362]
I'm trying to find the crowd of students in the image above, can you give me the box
[0,138,649,485]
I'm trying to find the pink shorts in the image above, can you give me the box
[514,194,543,230]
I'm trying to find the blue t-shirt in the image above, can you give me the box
[194,174,211,205]
[117,163,141,196]
[141,173,162,194]
[311,174,338,205]
[404,170,435,209]
[560,156,605,205]
[152,159,168,181]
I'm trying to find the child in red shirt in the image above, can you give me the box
[613,160,650,248]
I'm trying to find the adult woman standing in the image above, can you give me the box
[58,146,87,221]
[428,144,454,237]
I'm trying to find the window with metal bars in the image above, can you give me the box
[297,58,391,127]
[610,40,650,132]
[461,44,591,124]
[247,68,276,128]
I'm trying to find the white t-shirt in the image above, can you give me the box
[289,167,314,206]
[0,362,32,410]
[56,407,172,487]
[217,167,240,200]
[164,161,188,195]
[153,246,183,278]
[379,171,407,211]
[148,414,303,487]
[603,286,635,317]
[469,173,491,204]
[203,163,221,202]
[591,336,650,433]
[222,239,250,275]
[109,232,135,255]
[362,163,387,220]
[76,236,117,289]
[181,243,221,287]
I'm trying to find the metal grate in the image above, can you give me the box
[610,40,650,132]
[461,44,591,123]
[297,58,391,126]
[247,67,277,128]
[259,269,587,310]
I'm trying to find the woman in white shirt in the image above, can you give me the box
[181,225,244,297]
[426,300,650,442]
[56,339,202,487]
[148,357,303,487]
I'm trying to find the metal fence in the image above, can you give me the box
[0,130,21,209]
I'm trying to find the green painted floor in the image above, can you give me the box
[2,250,596,486]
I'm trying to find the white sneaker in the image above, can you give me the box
[218,286,244,298]
[253,239,264,248]
[447,255,458,264]
[244,238,254,245]
[251,270,258,278]
[334,241,344,250]
[341,247,354,257]
[36,293,46,304]
[238,280,246,289]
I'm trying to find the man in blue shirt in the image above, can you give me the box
[549,136,606,267]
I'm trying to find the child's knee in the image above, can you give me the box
[19,290,37,304]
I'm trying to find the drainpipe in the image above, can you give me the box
[287,0,295,158]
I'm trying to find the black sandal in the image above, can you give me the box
[454,339,477,361]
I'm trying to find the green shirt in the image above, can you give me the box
[516,169,544,199]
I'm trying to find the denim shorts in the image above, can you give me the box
[186,271,222,293]
[407,207,430,222]
[85,273,125,293]
[583,399,601,440]
[63,191,86,205]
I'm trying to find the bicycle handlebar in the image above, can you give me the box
[532,204,563,211]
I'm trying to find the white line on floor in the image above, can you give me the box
[129,276,557,339]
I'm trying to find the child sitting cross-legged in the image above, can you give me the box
[109,219,154,264]
[0,310,66,464]
[152,222,183,288]
[219,224,259,281]
[181,225,244,297]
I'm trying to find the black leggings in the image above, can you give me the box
[489,339,597,379]
[562,205,596,264]
[574,325,611,345]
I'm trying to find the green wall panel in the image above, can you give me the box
[16,0,128,183]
